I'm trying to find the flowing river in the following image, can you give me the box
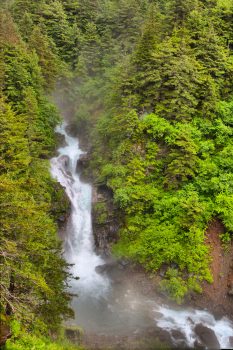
[51,122,233,349]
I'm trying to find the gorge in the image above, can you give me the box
[1,1,233,349]
[51,119,233,349]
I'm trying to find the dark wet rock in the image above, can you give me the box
[187,317,195,325]
[213,305,225,320]
[194,340,205,349]
[95,263,114,274]
[76,153,90,174]
[194,324,220,349]
[65,326,83,343]
[92,186,121,256]
[96,260,129,281]
[171,329,186,341]
[229,336,233,347]
[157,329,173,344]
[59,154,70,169]
[176,340,188,348]
[65,123,79,137]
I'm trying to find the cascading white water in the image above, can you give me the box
[51,122,110,297]
[154,305,233,349]
[50,121,233,349]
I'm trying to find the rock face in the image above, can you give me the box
[92,185,121,256]
[0,324,11,347]
[229,336,233,347]
[190,219,233,321]
[76,153,90,179]
[59,155,70,169]
[227,282,233,296]
[51,181,71,228]
[194,324,220,349]
[65,326,83,343]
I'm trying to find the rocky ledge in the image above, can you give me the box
[92,185,122,256]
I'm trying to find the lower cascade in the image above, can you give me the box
[51,122,233,349]
[51,122,109,297]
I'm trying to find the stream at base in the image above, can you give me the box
[51,122,233,349]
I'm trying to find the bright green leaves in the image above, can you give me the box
[160,269,189,304]
[93,34,233,301]
[215,194,233,231]
[5,320,84,350]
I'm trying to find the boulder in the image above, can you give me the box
[213,305,225,320]
[76,153,90,173]
[157,329,173,345]
[95,261,117,274]
[95,264,109,274]
[193,340,205,349]
[229,336,233,347]
[194,324,220,349]
[65,124,79,137]
[59,155,70,169]
[171,329,186,341]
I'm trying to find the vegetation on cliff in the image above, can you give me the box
[1,1,233,347]
[0,2,79,348]
[57,0,233,302]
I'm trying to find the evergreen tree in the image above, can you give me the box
[28,26,59,90]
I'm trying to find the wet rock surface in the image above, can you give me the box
[59,154,70,169]
[76,153,90,175]
[229,336,233,347]
[92,185,121,256]
[194,324,220,349]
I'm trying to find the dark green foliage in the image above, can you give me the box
[73,0,233,302]
[1,0,233,330]
[0,8,73,340]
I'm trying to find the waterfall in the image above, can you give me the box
[50,122,233,349]
[50,122,110,298]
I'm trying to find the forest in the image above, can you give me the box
[0,0,233,349]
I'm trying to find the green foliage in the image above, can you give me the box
[160,269,188,304]
[220,232,232,250]
[73,0,233,303]
[94,202,108,225]
[0,6,73,342]
[1,0,233,329]
[4,321,84,350]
